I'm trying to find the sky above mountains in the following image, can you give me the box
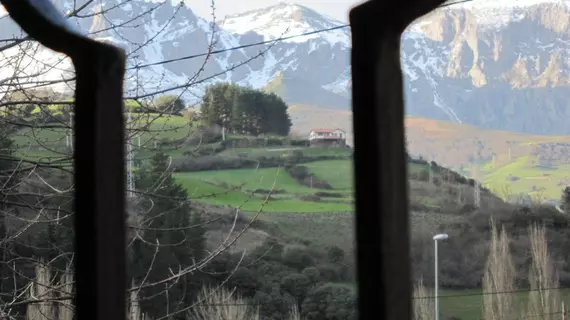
[187,0,570,23]
[188,0,362,22]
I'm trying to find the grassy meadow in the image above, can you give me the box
[174,160,355,213]
[435,288,570,320]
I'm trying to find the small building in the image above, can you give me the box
[308,128,347,148]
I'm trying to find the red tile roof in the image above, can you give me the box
[315,136,344,140]
[310,128,345,133]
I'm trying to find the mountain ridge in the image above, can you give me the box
[2,1,570,135]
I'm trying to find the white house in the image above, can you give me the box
[308,128,347,147]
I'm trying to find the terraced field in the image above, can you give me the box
[174,161,355,213]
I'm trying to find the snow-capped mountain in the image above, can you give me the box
[402,0,570,135]
[3,0,570,135]
[220,3,349,46]
[0,0,351,109]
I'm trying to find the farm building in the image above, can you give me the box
[308,128,347,147]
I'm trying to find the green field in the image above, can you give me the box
[436,288,570,320]
[475,155,570,202]
[12,113,193,156]
[174,160,355,213]
[305,160,353,191]
[173,158,442,214]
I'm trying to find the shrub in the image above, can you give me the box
[286,165,333,190]
[314,191,343,198]
[281,245,316,271]
[251,188,286,195]
[315,263,342,282]
[301,283,357,320]
[173,153,350,172]
[189,286,260,320]
[291,150,304,160]
[417,169,429,181]
[290,139,309,146]
[288,166,310,180]
[302,267,321,284]
[310,180,333,189]
[300,195,321,202]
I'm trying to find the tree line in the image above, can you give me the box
[413,222,562,320]
[0,89,188,122]
[200,83,292,136]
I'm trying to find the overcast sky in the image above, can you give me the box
[186,0,364,22]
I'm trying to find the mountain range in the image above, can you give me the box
[2,0,570,136]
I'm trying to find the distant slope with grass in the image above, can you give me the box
[173,147,502,273]
[288,104,570,202]
[174,155,499,214]
[16,102,570,204]
[405,116,570,202]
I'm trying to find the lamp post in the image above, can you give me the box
[433,233,449,320]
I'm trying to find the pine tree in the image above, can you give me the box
[561,186,570,213]
[0,124,28,314]
[0,125,14,241]
[130,152,208,319]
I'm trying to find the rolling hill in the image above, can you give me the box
[288,104,570,202]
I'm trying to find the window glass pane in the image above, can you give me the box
[404,2,570,319]
[0,0,358,318]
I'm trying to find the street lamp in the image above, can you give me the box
[433,233,449,320]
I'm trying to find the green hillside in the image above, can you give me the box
[405,116,570,203]
[7,109,498,215]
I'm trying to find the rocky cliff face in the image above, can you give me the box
[403,1,570,135]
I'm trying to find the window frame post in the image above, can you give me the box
[0,1,127,319]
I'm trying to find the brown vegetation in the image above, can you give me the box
[482,220,517,320]
[479,222,563,320]
[412,278,434,320]
[525,224,561,320]
[405,117,570,169]
[188,286,302,320]
[188,286,261,320]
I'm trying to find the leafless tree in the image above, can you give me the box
[188,286,260,320]
[412,278,434,320]
[188,285,304,320]
[482,219,519,320]
[525,224,561,320]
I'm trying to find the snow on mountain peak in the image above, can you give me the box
[219,2,349,47]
